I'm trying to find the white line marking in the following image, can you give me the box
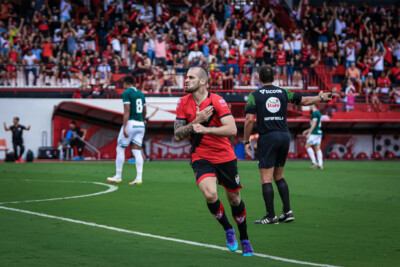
[0,205,339,267]
[0,181,118,205]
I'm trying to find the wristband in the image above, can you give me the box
[244,141,250,145]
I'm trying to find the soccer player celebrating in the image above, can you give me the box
[244,66,332,224]
[174,66,254,256]
[107,76,146,185]
[303,104,324,169]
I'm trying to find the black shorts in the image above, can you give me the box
[257,131,290,168]
[191,159,242,192]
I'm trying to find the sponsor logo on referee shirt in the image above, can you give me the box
[266,97,281,113]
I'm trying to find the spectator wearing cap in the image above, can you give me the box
[154,34,166,66]
[23,49,37,86]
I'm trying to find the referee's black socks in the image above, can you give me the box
[207,199,232,231]
[262,183,275,218]
[231,200,248,240]
[276,178,291,213]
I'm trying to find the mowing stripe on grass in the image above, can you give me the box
[0,205,339,267]
[0,181,118,205]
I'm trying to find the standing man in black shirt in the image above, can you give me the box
[244,66,332,224]
[3,117,30,163]
[69,121,87,159]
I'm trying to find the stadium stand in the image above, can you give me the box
[0,0,399,160]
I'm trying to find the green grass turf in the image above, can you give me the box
[0,161,399,266]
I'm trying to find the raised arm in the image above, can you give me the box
[3,122,10,131]
[300,91,333,106]
[26,125,31,130]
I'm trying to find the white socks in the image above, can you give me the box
[316,149,323,167]
[131,149,143,182]
[115,146,125,178]
[307,147,317,165]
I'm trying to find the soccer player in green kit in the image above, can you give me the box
[303,104,324,169]
[107,76,146,185]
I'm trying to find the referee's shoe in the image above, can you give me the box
[254,216,279,224]
[278,210,295,223]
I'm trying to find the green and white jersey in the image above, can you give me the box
[311,110,322,135]
[122,87,146,122]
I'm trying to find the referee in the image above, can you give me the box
[244,66,333,224]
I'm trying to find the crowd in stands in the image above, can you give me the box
[0,0,399,105]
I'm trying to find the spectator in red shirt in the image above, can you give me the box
[376,72,391,94]
[388,61,400,85]
[275,43,287,86]
[227,45,239,75]
[5,57,17,86]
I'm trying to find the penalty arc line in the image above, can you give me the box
[0,182,119,205]
[0,205,339,267]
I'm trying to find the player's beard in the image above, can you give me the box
[184,80,200,93]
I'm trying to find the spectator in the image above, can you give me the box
[363,73,376,102]
[60,0,72,23]
[84,22,96,51]
[222,66,237,90]
[371,89,380,111]
[345,88,359,112]
[188,44,204,67]
[227,44,239,75]
[5,57,17,86]
[346,62,362,88]
[42,57,56,86]
[275,43,287,86]
[388,61,400,85]
[154,34,166,66]
[97,58,112,86]
[57,58,70,86]
[373,46,386,80]
[376,71,391,94]
[23,49,37,86]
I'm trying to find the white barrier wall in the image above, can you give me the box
[0,98,179,159]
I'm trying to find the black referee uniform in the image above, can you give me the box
[245,85,302,168]
[10,124,27,161]
[245,84,302,224]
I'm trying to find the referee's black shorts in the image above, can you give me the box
[191,159,242,192]
[257,131,290,169]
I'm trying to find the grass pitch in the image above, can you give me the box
[0,161,399,266]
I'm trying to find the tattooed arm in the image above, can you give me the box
[174,106,214,141]
[174,119,194,141]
